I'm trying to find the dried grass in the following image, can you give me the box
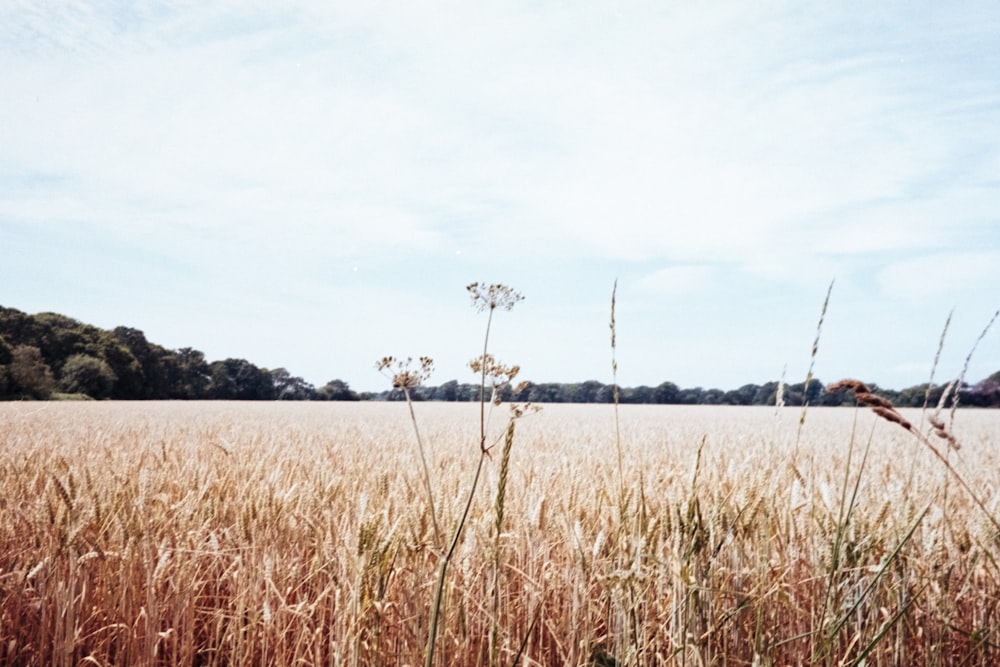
[1,402,999,665]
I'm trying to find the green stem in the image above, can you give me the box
[425,305,497,667]
[424,451,488,667]
[403,387,442,549]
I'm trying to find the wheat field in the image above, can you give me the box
[1,401,999,666]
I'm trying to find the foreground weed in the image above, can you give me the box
[795,279,834,453]
[376,355,440,547]
[386,282,524,667]
[828,379,1000,537]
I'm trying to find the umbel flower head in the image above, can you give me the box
[468,353,520,387]
[467,282,524,313]
[375,356,434,389]
[468,353,520,406]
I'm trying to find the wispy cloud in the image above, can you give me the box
[1,1,997,389]
[878,251,1000,299]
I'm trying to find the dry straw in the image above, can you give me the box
[828,377,1000,536]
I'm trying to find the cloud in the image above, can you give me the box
[3,1,998,275]
[1,1,999,391]
[633,266,718,296]
[878,251,1000,299]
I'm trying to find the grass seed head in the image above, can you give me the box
[826,379,871,395]
[871,405,912,430]
[829,378,913,431]
[855,392,895,410]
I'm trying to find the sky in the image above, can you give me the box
[1,1,999,394]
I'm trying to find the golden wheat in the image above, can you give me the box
[0,402,999,666]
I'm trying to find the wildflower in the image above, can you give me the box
[466,283,524,313]
[375,356,434,389]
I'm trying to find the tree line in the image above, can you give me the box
[377,374,1000,408]
[2,305,998,406]
[0,307,360,401]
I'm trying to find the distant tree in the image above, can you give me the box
[0,335,11,397]
[270,368,316,400]
[0,307,38,346]
[0,335,12,365]
[113,327,172,398]
[87,331,143,399]
[784,378,825,407]
[493,382,514,403]
[9,344,55,399]
[209,358,275,400]
[925,383,949,408]
[805,378,824,405]
[701,388,726,405]
[455,383,481,401]
[960,379,1000,408]
[819,383,853,406]
[653,381,680,404]
[59,353,117,398]
[511,381,534,402]
[432,379,459,401]
[166,347,211,399]
[595,384,617,403]
[623,385,654,404]
[528,383,563,403]
[317,379,360,401]
[752,381,780,406]
[730,383,760,405]
[31,312,89,363]
[574,380,605,403]
[677,386,704,404]
[894,383,933,408]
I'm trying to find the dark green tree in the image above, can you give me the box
[317,379,360,401]
[9,344,55,399]
[0,335,12,397]
[59,353,117,399]
[701,388,726,404]
[723,383,759,405]
[270,368,316,400]
[0,335,12,365]
[677,386,704,404]
[89,332,143,399]
[527,383,563,403]
[961,379,1000,407]
[572,380,605,403]
[595,384,617,403]
[209,358,275,400]
[433,379,459,401]
[623,385,654,404]
[167,347,211,399]
[654,381,680,404]
[113,327,172,398]
[752,381,780,406]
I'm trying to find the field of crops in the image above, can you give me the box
[2,401,999,666]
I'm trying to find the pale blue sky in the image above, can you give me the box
[2,1,998,392]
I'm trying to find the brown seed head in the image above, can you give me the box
[855,392,895,410]
[826,379,872,395]
[509,402,542,419]
[871,406,912,431]
[375,355,434,389]
[468,353,519,386]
